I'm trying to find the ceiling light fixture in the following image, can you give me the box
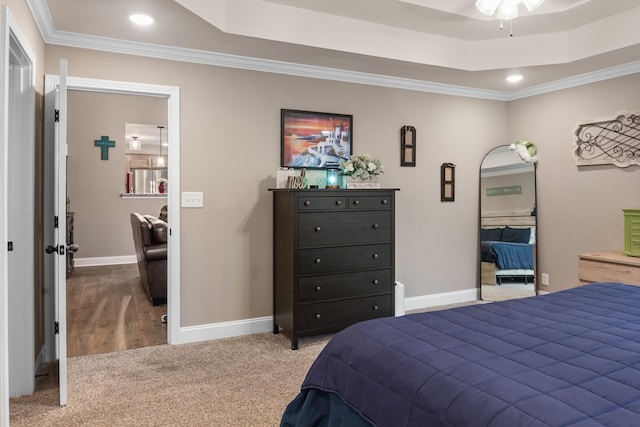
[129,14,154,26]
[129,135,141,151]
[476,0,544,34]
[476,0,544,19]
[506,74,523,83]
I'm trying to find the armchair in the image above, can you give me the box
[130,213,167,305]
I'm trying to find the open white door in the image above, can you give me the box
[52,59,69,406]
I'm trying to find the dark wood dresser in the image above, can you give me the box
[271,188,398,349]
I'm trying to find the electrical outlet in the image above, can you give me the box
[541,273,549,286]
[181,191,204,208]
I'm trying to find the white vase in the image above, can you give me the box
[345,176,381,189]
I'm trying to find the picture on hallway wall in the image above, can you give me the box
[281,109,352,169]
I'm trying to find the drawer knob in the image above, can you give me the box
[314,286,321,291]
[335,200,342,206]
[353,200,360,205]
[373,305,379,310]
[315,226,321,232]
[372,224,379,229]
[304,200,311,206]
[314,258,321,264]
[372,254,379,259]
[382,199,388,205]
[315,313,321,319]
[372,279,379,285]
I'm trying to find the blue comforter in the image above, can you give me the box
[481,241,534,270]
[282,283,640,426]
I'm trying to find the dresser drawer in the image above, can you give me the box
[347,195,393,210]
[578,252,640,285]
[299,244,391,275]
[624,209,640,257]
[298,196,346,211]
[298,295,391,331]
[298,269,392,303]
[299,211,391,247]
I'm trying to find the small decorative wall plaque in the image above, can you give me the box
[400,126,416,166]
[441,163,455,202]
[94,135,115,160]
[487,185,522,196]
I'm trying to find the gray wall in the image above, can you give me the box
[67,91,167,259]
[508,73,640,291]
[46,46,507,327]
[44,45,640,327]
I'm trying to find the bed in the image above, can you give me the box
[281,282,640,426]
[480,216,536,287]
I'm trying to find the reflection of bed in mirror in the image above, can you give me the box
[481,212,536,301]
[480,144,537,302]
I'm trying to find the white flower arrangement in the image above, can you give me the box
[339,154,384,179]
[510,140,538,164]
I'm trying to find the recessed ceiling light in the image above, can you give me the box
[506,74,523,83]
[129,14,154,26]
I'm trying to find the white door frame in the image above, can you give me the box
[0,6,36,426]
[42,75,181,400]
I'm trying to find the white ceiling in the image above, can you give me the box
[33,0,640,97]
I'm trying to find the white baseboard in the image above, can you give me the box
[173,287,480,346]
[174,316,273,345]
[404,288,480,312]
[74,255,137,267]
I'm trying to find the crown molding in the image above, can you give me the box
[507,60,640,100]
[26,0,640,103]
[25,0,54,39]
[44,29,512,101]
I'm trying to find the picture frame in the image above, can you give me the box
[441,162,455,202]
[281,109,352,169]
[400,125,416,166]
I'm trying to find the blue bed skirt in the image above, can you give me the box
[281,388,372,427]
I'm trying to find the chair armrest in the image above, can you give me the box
[143,244,167,262]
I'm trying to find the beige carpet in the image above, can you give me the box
[10,333,328,427]
[10,301,481,426]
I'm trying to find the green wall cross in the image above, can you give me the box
[94,135,115,160]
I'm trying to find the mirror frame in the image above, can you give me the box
[479,145,538,301]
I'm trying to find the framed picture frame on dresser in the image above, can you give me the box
[280,109,352,169]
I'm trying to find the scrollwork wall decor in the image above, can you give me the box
[573,112,640,167]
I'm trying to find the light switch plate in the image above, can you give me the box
[182,191,204,208]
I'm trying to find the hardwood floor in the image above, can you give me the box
[66,264,166,357]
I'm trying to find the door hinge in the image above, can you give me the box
[7,241,13,251]
[54,216,59,228]
[54,322,59,334]
[54,109,59,122]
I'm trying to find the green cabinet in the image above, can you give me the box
[624,209,640,257]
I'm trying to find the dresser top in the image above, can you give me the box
[269,188,400,192]
[579,251,640,267]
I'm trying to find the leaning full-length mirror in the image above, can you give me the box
[480,145,537,301]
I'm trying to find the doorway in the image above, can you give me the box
[66,91,170,356]
[42,74,181,405]
[1,5,37,423]
[0,5,38,425]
